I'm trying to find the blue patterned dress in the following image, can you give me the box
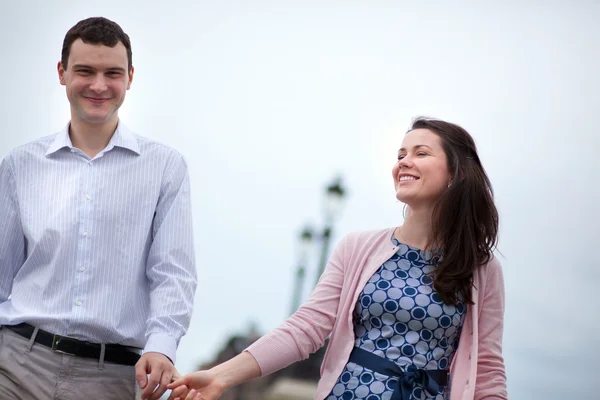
[326,237,466,400]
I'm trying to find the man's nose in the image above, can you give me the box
[89,75,108,92]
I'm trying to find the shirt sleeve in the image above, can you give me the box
[245,234,348,376]
[0,155,25,302]
[474,257,508,399]
[142,152,197,363]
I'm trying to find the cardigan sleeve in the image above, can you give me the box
[245,234,348,376]
[474,257,508,399]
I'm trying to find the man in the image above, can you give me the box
[0,17,197,400]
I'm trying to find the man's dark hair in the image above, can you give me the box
[61,17,132,70]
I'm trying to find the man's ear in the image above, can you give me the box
[127,66,134,90]
[58,61,66,85]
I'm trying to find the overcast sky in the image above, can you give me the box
[1,1,599,399]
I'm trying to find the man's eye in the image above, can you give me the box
[397,155,405,160]
[417,152,427,156]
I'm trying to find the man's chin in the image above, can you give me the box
[79,113,116,126]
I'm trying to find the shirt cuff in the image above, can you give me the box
[143,333,178,364]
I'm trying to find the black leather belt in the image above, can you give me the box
[3,323,141,366]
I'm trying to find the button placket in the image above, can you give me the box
[72,158,96,324]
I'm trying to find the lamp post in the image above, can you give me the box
[289,227,314,315]
[314,177,346,287]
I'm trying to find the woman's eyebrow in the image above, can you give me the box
[398,144,433,152]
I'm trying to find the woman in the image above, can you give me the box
[168,117,507,400]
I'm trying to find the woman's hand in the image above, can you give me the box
[167,370,225,400]
[167,351,261,400]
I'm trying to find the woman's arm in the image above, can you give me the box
[167,234,350,399]
[474,257,508,399]
[243,233,349,376]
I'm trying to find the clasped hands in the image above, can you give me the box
[166,370,225,400]
[135,352,224,400]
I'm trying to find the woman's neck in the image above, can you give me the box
[395,206,434,250]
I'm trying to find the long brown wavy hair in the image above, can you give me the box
[409,117,499,306]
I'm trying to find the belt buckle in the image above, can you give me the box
[51,334,71,355]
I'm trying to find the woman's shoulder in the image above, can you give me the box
[474,253,505,295]
[331,227,397,262]
[340,227,396,246]
[479,254,503,277]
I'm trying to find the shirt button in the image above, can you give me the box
[88,161,93,166]
[76,300,82,306]
[70,149,75,153]
[85,194,91,200]
[82,232,88,237]
[79,266,85,272]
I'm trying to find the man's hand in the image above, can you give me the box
[135,351,179,400]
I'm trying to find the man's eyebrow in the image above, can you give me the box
[398,144,433,152]
[71,64,127,72]
[71,64,95,69]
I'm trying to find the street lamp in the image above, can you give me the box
[315,177,346,286]
[289,227,314,315]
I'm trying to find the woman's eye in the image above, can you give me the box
[417,152,427,156]
[397,155,405,160]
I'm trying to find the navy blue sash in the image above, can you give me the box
[348,347,448,400]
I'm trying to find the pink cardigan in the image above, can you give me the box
[246,228,507,399]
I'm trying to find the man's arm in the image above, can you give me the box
[135,152,197,400]
[0,155,26,302]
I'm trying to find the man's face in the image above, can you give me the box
[58,39,133,127]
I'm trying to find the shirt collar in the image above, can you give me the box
[44,124,73,156]
[108,122,141,155]
[45,121,141,157]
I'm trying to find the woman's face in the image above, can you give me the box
[392,128,452,208]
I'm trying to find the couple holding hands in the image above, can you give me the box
[0,17,506,400]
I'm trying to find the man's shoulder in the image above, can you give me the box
[136,135,182,155]
[127,131,185,161]
[4,133,59,161]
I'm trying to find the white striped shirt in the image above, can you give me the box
[0,122,197,363]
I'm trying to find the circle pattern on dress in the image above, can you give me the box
[327,237,466,400]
